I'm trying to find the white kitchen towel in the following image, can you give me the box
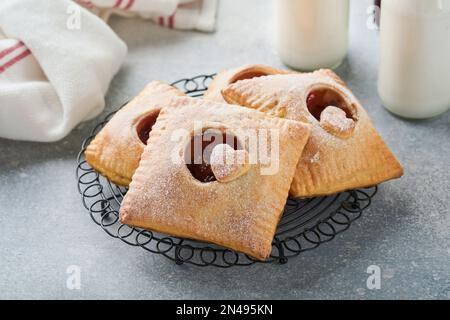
[75,0,218,32]
[0,0,127,142]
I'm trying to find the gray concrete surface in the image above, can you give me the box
[0,0,449,299]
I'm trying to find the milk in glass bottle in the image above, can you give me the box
[274,0,350,71]
[378,0,450,118]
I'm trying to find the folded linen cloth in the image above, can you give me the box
[0,0,127,142]
[75,0,218,32]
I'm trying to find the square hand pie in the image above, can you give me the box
[120,97,311,260]
[85,81,185,186]
[204,64,294,103]
[222,69,404,198]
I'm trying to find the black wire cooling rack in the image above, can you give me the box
[76,74,377,268]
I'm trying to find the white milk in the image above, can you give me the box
[274,0,350,71]
[378,0,450,119]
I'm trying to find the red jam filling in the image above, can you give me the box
[136,110,160,145]
[230,70,269,84]
[186,130,240,183]
[306,89,353,121]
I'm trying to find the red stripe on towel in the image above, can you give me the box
[159,16,164,26]
[84,1,95,9]
[0,49,32,74]
[124,0,134,10]
[76,0,94,9]
[0,42,25,60]
[113,0,123,8]
[168,14,175,29]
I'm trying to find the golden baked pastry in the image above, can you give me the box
[222,69,404,198]
[210,144,251,183]
[85,81,185,186]
[204,64,293,102]
[120,97,311,260]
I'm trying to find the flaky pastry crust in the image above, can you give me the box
[222,69,404,198]
[85,81,185,186]
[120,97,311,260]
[204,64,294,103]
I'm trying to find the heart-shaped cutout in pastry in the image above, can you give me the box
[210,144,250,183]
[320,106,356,139]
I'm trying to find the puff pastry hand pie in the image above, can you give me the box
[120,97,311,260]
[204,64,294,103]
[85,81,185,186]
[222,69,404,198]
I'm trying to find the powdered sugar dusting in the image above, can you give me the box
[310,152,320,163]
[320,106,355,138]
[119,97,302,259]
[210,144,250,182]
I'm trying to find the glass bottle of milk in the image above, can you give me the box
[274,0,350,71]
[378,0,450,119]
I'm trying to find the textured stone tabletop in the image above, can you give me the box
[1,0,449,300]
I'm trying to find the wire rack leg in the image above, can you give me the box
[175,239,184,265]
[274,237,288,265]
